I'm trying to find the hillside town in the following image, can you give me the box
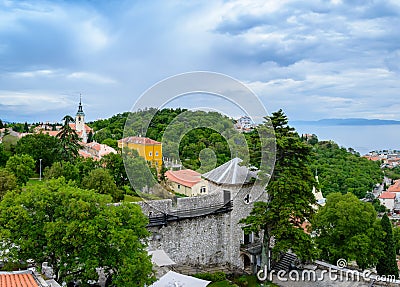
[1,102,400,287]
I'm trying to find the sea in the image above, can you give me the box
[292,124,400,156]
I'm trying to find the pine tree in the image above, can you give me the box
[57,115,81,162]
[376,213,399,278]
[240,109,317,272]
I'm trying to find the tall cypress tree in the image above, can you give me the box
[240,109,317,271]
[376,213,399,278]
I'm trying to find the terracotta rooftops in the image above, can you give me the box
[0,271,41,287]
[388,180,400,192]
[118,136,161,145]
[166,169,202,188]
[379,192,396,199]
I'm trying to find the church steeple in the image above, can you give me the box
[76,94,85,116]
[75,95,85,135]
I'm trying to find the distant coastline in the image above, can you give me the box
[292,118,400,126]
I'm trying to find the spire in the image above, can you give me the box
[76,94,85,116]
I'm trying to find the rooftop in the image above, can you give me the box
[118,136,161,145]
[202,157,257,185]
[165,169,202,188]
[388,179,400,192]
[0,271,41,287]
[379,191,396,199]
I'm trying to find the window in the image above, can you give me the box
[177,184,180,189]
[155,151,159,156]
[149,152,152,157]
[200,186,206,193]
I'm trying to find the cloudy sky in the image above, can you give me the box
[1,0,400,123]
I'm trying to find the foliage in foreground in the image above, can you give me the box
[0,178,154,286]
[312,192,383,270]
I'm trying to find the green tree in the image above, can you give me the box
[101,153,128,187]
[57,115,81,162]
[0,168,17,199]
[23,122,29,133]
[0,144,10,167]
[0,119,4,129]
[15,133,62,172]
[0,178,154,286]
[82,168,123,202]
[240,109,317,271]
[312,192,383,270]
[311,141,382,198]
[44,161,79,182]
[376,213,399,278]
[393,227,400,255]
[5,154,35,185]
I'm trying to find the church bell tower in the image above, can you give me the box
[75,95,85,133]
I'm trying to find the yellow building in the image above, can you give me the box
[118,136,162,168]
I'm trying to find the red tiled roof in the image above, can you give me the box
[165,169,202,188]
[0,272,40,287]
[69,123,93,133]
[363,156,381,161]
[388,180,400,192]
[40,130,59,137]
[118,136,161,145]
[379,192,396,199]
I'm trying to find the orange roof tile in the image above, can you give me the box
[0,271,40,287]
[379,192,396,199]
[166,169,202,188]
[388,180,400,192]
[118,136,161,145]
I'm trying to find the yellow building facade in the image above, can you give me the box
[118,136,162,168]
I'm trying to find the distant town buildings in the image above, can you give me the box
[234,116,255,133]
[363,150,400,168]
[118,136,162,168]
[79,142,117,161]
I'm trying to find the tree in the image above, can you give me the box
[5,154,35,185]
[0,178,154,286]
[0,144,10,167]
[0,168,17,199]
[0,119,4,129]
[15,133,62,173]
[393,227,400,255]
[240,109,317,271]
[57,115,81,162]
[82,168,123,202]
[44,161,79,182]
[100,153,128,187]
[312,192,383,270]
[23,122,29,133]
[376,214,399,278]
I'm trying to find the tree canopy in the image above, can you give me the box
[312,192,383,270]
[5,154,35,185]
[310,141,383,198]
[0,178,154,286]
[15,133,62,172]
[376,213,398,278]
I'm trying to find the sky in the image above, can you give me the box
[1,0,400,123]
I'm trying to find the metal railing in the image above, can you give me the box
[147,200,233,227]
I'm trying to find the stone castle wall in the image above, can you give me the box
[139,183,267,270]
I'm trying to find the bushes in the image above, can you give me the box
[194,271,226,282]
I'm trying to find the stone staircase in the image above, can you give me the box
[273,252,298,271]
